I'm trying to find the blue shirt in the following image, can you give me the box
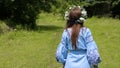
[56,27,101,68]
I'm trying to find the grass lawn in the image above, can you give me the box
[0,13,120,68]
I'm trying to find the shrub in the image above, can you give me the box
[0,0,41,29]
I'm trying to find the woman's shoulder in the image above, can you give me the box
[62,29,69,36]
[85,27,92,34]
[63,28,72,33]
[65,27,90,31]
[81,27,90,33]
[62,27,91,36]
[81,27,90,31]
[80,27,92,37]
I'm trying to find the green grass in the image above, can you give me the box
[0,21,10,35]
[85,17,120,68]
[0,14,120,68]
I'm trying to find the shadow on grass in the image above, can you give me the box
[34,25,63,32]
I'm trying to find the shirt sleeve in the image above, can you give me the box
[85,28,101,65]
[56,30,68,64]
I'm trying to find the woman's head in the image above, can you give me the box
[69,7,81,22]
[65,6,87,49]
[66,6,85,28]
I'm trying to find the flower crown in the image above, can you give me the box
[64,6,87,22]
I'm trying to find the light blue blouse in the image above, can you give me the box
[56,27,101,68]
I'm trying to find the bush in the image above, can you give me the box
[111,2,120,19]
[0,0,59,29]
[84,2,111,17]
[0,21,11,34]
[0,0,41,29]
[0,0,120,30]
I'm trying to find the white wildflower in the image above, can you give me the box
[78,6,81,8]
[69,7,72,10]
[79,17,86,22]
[64,11,69,20]
[81,9,87,16]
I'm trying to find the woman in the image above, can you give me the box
[56,6,101,68]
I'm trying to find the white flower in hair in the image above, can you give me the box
[79,17,86,22]
[78,6,81,8]
[81,9,87,18]
[69,7,72,10]
[64,11,69,20]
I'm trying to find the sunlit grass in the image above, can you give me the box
[85,17,120,68]
[0,14,120,68]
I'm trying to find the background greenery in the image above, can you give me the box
[0,13,120,68]
[0,0,120,68]
[0,0,120,29]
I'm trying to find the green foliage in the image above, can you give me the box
[0,20,11,35]
[0,0,120,29]
[0,0,58,29]
[84,2,111,17]
[0,0,41,29]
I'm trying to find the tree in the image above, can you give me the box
[0,0,58,29]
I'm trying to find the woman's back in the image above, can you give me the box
[63,27,91,68]
[64,27,88,50]
[56,6,101,68]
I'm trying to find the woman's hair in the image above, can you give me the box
[66,7,84,49]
